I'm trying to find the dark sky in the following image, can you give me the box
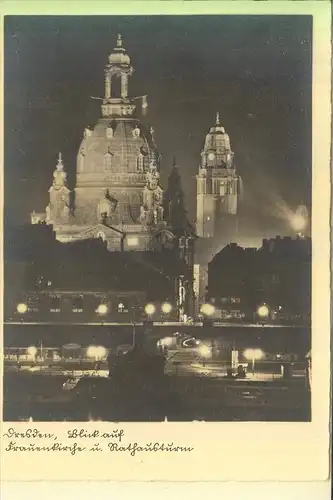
[4,15,312,243]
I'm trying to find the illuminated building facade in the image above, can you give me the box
[26,35,196,320]
[196,112,241,239]
[31,34,170,253]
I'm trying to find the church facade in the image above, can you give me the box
[31,34,172,253]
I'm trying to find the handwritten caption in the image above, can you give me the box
[3,427,194,457]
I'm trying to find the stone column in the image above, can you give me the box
[105,73,111,99]
[121,74,128,99]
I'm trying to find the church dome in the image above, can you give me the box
[76,117,159,179]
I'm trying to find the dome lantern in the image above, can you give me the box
[103,34,135,117]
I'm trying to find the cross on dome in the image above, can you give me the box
[216,112,220,125]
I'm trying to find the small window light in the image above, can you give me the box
[127,236,139,247]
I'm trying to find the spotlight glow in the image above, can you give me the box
[290,214,307,232]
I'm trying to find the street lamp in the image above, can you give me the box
[144,303,156,316]
[17,303,28,314]
[200,303,215,317]
[257,304,269,320]
[86,345,107,360]
[161,302,172,314]
[27,346,37,360]
[198,344,211,358]
[243,348,264,375]
[96,304,108,315]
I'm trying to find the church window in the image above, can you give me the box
[137,153,144,171]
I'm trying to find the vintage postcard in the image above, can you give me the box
[0,0,331,494]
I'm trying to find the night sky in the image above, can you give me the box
[4,16,312,245]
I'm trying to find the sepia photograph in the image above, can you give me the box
[3,14,313,423]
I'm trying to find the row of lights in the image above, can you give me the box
[25,345,108,360]
[18,301,269,320]
[200,303,270,319]
[17,302,173,316]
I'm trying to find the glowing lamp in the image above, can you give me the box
[86,345,107,360]
[243,348,264,361]
[96,304,108,315]
[27,346,37,357]
[161,302,172,314]
[200,303,216,316]
[144,303,156,316]
[198,344,211,358]
[257,304,269,318]
[17,303,28,314]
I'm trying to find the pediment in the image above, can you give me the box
[78,224,123,240]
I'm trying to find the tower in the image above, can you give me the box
[196,112,240,239]
[194,113,241,317]
[46,153,71,225]
[163,157,196,320]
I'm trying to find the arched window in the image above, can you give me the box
[106,126,114,139]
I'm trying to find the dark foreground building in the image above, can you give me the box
[208,236,311,324]
[4,223,193,324]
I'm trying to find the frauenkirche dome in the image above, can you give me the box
[32,34,167,252]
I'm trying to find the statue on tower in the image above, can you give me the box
[46,153,71,224]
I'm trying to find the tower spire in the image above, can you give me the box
[116,33,123,48]
[57,152,63,167]
[172,155,177,168]
[216,112,220,125]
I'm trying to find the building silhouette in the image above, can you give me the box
[208,236,311,324]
